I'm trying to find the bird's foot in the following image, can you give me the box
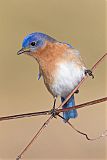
[85,69,94,79]
[51,108,57,118]
[75,89,79,94]
[51,97,57,118]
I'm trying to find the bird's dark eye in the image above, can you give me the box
[30,41,36,46]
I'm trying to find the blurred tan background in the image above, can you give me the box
[0,0,106,159]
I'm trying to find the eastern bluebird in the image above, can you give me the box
[17,32,93,122]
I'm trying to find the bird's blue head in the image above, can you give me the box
[17,32,56,55]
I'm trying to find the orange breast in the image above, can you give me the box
[30,42,68,96]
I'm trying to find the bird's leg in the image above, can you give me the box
[51,97,57,118]
[85,69,94,79]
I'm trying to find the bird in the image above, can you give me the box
[17,32,94,122]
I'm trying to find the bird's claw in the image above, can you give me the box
[75,89,79,94]
[85,69,94,79]
[51,108,57,118]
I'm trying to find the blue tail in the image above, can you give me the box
[61,95,78,122]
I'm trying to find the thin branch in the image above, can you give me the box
[16,115,53,160]
[0,97,106,121]
[58,115,107,141]
[0,110,51,121]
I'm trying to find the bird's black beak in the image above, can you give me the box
[17,48,30,55]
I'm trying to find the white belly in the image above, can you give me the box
[51,62,86,98]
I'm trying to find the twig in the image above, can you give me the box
[16,115,53,160]
[0,110,51,121]
[58,115,107,141]
[0,97,106,121]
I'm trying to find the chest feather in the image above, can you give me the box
[51,61,85,97]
